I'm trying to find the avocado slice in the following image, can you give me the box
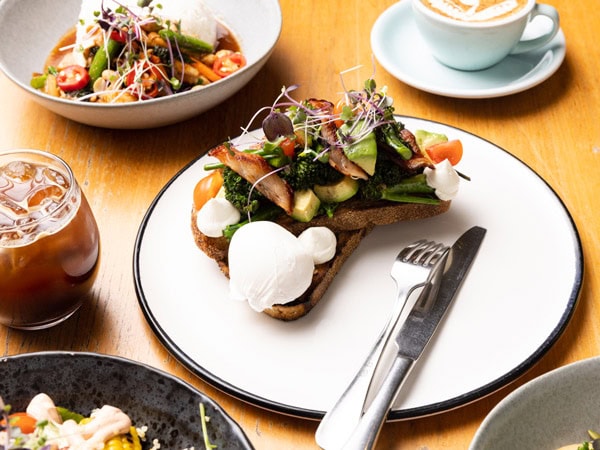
[291,188,321,222]
[339,120,377,176]
[314,176,359,203]
[414,129,448,150]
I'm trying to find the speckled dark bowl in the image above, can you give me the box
[0,351,254,449]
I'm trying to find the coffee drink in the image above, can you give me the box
[421,0,528,22]
[0,150,100,329]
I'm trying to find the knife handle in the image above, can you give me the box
[341,355,414,450]
[315,284,416,449]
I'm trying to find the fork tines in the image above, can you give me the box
[401,240,449,266]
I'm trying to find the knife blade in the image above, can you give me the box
[336,225,486,450]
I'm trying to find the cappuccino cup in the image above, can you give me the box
[412,0,560,71]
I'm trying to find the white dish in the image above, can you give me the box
[470,356,600,449]
[370,0,566,99]
[0,0,281,129]
[133,117,582,419]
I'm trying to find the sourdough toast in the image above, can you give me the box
[190,78,461,320]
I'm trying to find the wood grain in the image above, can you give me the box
[0,0,595,448]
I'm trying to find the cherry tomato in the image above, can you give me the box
[212,52,247,78]
[278,137,296,159]
[109,29,128,43]
[125,61,164,98]
[1,412,38,434]
[56,65,90,91]
[193,170,224,211]
[426,139,463,166]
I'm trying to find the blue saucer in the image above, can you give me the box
[371,0,566,99]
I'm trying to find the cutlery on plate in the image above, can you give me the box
[342,226,486,449]
[315,226,486,450]
[316,237,450,449]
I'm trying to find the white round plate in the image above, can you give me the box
[470,356,600,449]
[371,0,566,99]
[133,117,582,419]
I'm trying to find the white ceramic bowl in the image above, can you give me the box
[0,0,281,129]
[470,356,600,449]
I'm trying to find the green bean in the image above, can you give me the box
[158,29,214,53]
[88,39,122,82]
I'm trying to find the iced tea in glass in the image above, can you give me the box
[0,149,100,329]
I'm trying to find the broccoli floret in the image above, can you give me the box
[358,152,409,200]
[281,154,343,190]
[222,167,265,213]
[359,152,438,204]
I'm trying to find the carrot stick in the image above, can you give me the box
[191,59,222,82]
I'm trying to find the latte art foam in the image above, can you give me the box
[423,0,526,22]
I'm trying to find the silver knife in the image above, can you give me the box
[335,225,486,450]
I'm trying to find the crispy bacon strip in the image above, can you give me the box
[209,144,294,214]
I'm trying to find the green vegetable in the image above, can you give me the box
[291,189,321,222]
[358,151,408,200]
[222,204,282,240]
[380,175,439,204]
[414,129,448,150]
[30,75,47,89]
[261,139,290,168]
[199,403,217,450]
[88,39,122,82]
[221,167,264,214]
[380,193,440,204]
[378,108,413,160]
[360,164,438,204]
[314,176,359,203]
[383,174,436,195]
[281,153,343,191]
[158,29,214,53]
[339,120,377,175]
[56,406,85,423]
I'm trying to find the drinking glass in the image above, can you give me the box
[0,149,100,329]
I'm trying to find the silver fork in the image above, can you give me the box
[315,239,449,450]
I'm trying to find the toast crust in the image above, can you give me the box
[191,199,450,320]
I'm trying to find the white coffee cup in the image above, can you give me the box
[412,0,560,71]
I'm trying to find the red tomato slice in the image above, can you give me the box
[56,65,90,91]
[109,29,128,43]
[213,53,247,78]
[426,139,463,166]
[193,170,224,211]
[278,137,296,159]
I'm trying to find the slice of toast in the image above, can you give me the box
[191,199,450,320]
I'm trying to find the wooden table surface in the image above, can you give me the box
[1,0,597,448]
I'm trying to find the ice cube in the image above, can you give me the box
[1,161,35,182]
[42,167,70,189]
[0,193,28,216]
[27,185,65,208]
